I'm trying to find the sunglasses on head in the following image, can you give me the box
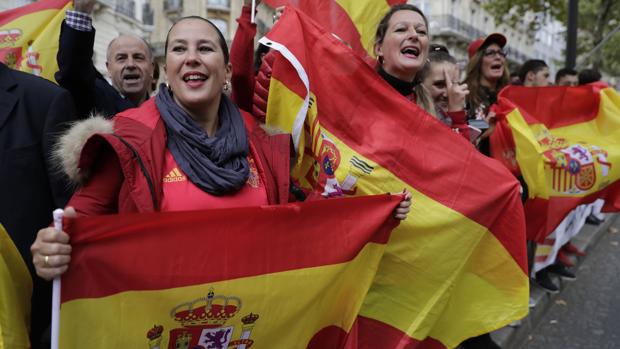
[430,44,449,54]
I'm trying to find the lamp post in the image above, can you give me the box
[566,0,578,68]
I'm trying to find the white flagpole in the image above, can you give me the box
[51,208,63,349]
[251,0,256,23]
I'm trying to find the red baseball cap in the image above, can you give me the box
[467,33,507,58]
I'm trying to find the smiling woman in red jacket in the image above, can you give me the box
[31,15,412,280]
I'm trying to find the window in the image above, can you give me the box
[116,0,135,18]
[142,3,154,25]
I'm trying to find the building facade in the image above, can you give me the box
[411,0,565,75]
[2,0,566,82]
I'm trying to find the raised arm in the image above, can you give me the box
[54,0,105,118]
[230,0,260,112]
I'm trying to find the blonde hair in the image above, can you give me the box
[374,4,435,117]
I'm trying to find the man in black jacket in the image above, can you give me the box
[0,62,76,348]
[55,0,154,118]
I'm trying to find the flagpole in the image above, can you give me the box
[51,208,63,349]
[251,0,256,23]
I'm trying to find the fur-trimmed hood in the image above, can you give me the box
[53,115,114,185]
[52,111,293,187]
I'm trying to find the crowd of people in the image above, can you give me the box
[1,0,612,348]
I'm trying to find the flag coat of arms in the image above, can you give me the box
[59,195,402,348]
[258,7,528,348]
[0,0,71,82]
[491,83,620,241]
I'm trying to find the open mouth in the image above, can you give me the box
[123,73,140,84]
[490,63,503,71]
[182,72,208,83]
[123,73,141,82]
[401,46,420,58]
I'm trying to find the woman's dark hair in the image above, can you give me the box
[164,16,229,64]
[429,43,450,55]
[254,44,271,75]
[464,49,510,109]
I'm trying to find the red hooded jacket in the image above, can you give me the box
[60,99,291,215]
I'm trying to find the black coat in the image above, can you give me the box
[55,21,136,118]
[0,62,76,348]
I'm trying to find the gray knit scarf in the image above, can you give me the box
[155,86,249,196]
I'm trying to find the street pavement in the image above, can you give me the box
[522,219,620,349]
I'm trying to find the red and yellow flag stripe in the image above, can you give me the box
[60,195,401,348]
[492,84,620,241]
[261,8,528,348]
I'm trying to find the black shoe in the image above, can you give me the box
[461,333,502,349]
[586,214,604,225]
[546,264,576,281]
[535,270,560,294]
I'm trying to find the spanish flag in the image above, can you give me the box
[491,83,620,242]
[0,224,33,349]
[259,8,528,348]
[262,0,406,59]
[59,195,401,348]
[0,0,71,82]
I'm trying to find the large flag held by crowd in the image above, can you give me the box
[59,195,401,348]
[0,0,71,82]
[262,0,406,59]
[259,7,528,348]
[0,224,32,349]
[491,84,620,242]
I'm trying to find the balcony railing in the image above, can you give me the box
[430,14,531,63]
[164,0,183,13]
[430,14,485,42]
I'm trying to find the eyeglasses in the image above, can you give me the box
[483,49,507,58]
[430,44,449,54]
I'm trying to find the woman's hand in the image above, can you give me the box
[393,190,413,220]
[445,68,469,113]
[479,111,497,140]
[30,207,76,280]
